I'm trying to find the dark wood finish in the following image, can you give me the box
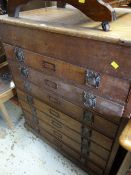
[0,42,6,64]
[7,59,125,119]
[7,0,115,22]
[12,73,121,125]
[4,44,130,105]
[0,7,130,175]
[25,122,100,175]
[18,91,114,151]
[24,110,108,173]
[1,26,131,81]
[24,111,107,173]
[18,88,118,141]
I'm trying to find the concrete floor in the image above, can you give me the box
[0,101,88,175]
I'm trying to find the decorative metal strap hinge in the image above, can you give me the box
[24,81,31,93]
[83,92,96,109]
[80,126,92,164]
[20,66,29,78]
[14,47,39,132]
[14,47,24,62]
[26,95,39,132]
[86,70,101,88]
[27,95,34,104]
[83,111,94,125]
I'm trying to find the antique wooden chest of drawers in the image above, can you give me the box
[0,5,130,175]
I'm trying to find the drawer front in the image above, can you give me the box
[8,59,124,119]
[18,90,113,151]
[18,88,118,139]
[12,70,120,125]
[24,111,107,172]
[2,26,131,81]
[25,119,104,175]
[88,152,107,169]
[25,118,80,160]
[86,161,104,175]
[21,99,113,151]
[4,44,130,105]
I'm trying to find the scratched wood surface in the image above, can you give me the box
[0,5,130,175]
[0,6,131,44]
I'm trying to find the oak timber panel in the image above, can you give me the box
[24,110,107,171]
[10,71,120,125]
[86,161,104,175]
[24,109,110,161]
[18,88,118,139]
[4,43,130,105]
[25,119,103,175]
[8,59,124,119]
[19,96,113,151]
[22,98,110,160]
[1,25,131,81]
[25,117,80,160]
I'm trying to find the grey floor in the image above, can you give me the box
[0,101,88,175]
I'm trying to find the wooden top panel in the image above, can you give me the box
[0,6,131,46]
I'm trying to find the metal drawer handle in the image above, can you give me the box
[51,119,62,129]
[53,138,63,149]
[83,92,96,109]
[42,61,56,72]
[45,79,58,89]
[49,109,60,118]
[48,96,60,105]
[86,70,101,88]
[14,47,24,62]
[53,130,63,140]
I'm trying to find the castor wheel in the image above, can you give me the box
[101,21,110,32]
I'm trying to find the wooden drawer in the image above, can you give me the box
[25,118,80,160]
[4,44,130,105]
[18,90,113,151]
[88,152,107,169]
[1,24,131,82]
[25,119,104,175]
[86,161,104,175]
[24,111,107,172]
[14,74,120,129]
[1,9,131,175]
[12,71,120,128]
[7,59,126,119]
[7,59,124,123]
[24,100,110,160]
[18,88,118,139]
[21,100,113,151]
